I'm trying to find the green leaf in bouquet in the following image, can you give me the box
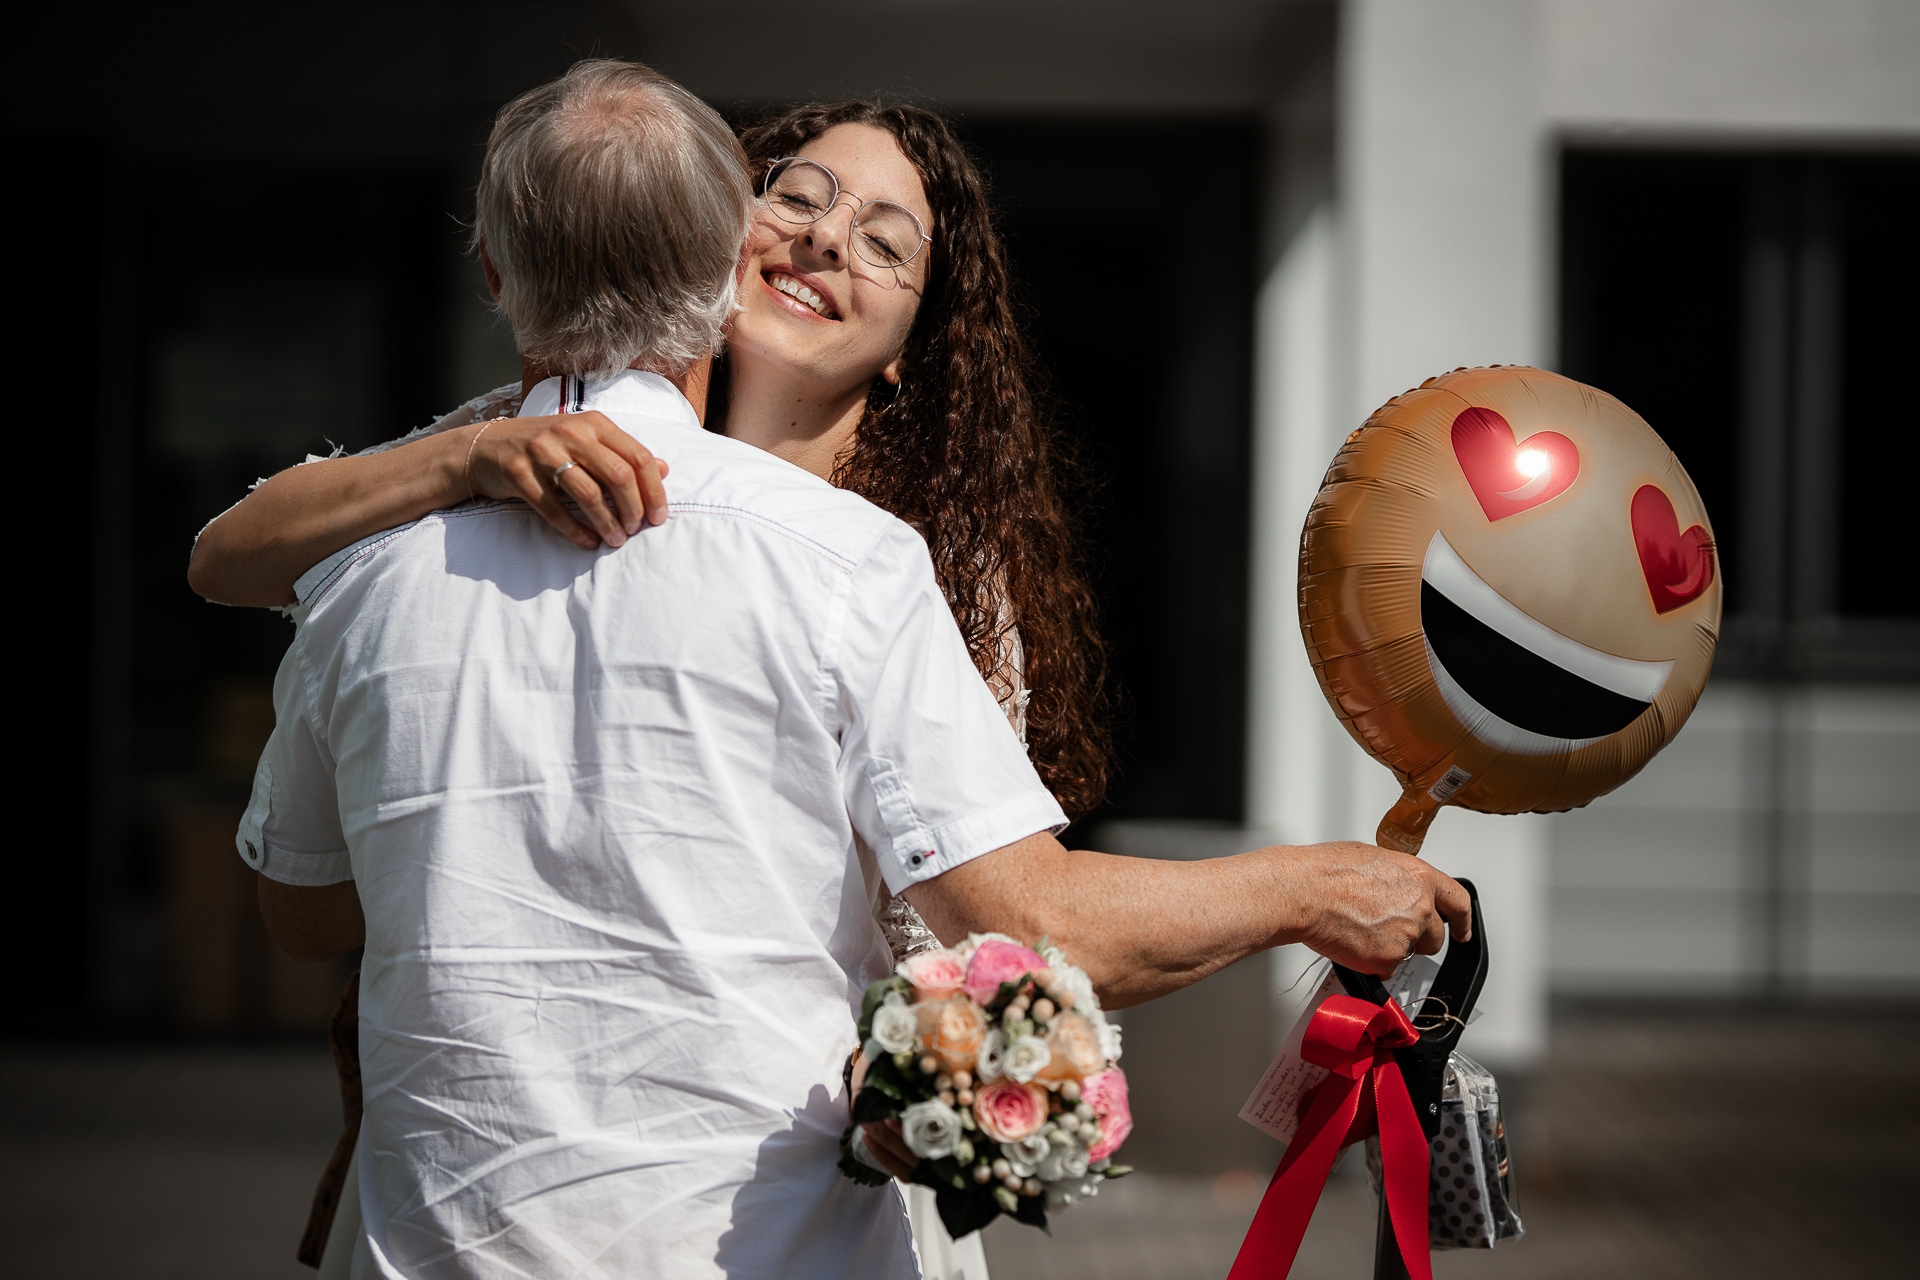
[865,1064,904,1099]
[1011,1188,1051,1235]
[860,975,908,1029]
[1100,1164,1134,1179]
[850,1085,900,1126]
[992,977,1037,1009]
[921,1155,965,1191]
[922,1164,1001,1240]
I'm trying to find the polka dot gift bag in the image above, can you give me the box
[1366,1051,1526,1250]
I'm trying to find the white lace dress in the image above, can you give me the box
[319,386,1022,1280]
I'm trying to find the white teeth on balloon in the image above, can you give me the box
[1422,532,1672,702]
[1419,531,1673,757]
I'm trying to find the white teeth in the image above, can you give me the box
[770,273,829,317]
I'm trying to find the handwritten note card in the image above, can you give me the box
[1238,956,1442,1149]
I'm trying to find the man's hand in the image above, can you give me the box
[847,1050,919,1183]
[1278,842,1472,977]
[858,1119,920,1183]
[466,411,671,551]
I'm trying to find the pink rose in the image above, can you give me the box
[1080,1068,1133,1162]
[962,939,1045,1005]
[972,1080,1049,1143]
[899,949,966,999]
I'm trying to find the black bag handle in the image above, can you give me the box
[1330,878,1488,1140]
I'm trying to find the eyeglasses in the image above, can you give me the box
[761,157,932,269]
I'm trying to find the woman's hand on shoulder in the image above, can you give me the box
[467,411,672,551]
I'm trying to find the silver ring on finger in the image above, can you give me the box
[551,461,579,489]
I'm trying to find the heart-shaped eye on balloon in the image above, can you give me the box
[1630,485,1715,613]
[1451,407,1580,521]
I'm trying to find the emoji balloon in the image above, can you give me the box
[1297,366,1720,854]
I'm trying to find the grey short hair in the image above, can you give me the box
[475,60,751,376]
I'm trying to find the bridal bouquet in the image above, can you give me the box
[839,933,1132,1237]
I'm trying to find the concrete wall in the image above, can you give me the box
[1245,0,1920,1070]
[1551,682,1920,994]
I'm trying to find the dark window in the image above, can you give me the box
[1836,159,1920,619]
[1561,148,1920,679]
[964,120,1259,826]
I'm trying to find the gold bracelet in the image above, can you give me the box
[465,418,504,501]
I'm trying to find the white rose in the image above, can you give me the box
[900,1100,962,1160]
[976,1028,1008,1082]
[1002,1035,1052,1084]
[869,992,918,1055]
[1038,1139,1091,1184]
[1005,1128,1054,1178]
[1088,1008,1123,1063]
[1051,963,1096,1015]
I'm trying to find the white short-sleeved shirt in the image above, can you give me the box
[236,370,1066,1279]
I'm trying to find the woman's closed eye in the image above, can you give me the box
[859,232,905,265]
[773,192,826,217]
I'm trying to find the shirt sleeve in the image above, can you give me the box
[235,638,352,886]
[834,521,1068,894]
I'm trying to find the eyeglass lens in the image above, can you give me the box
[764,159,925,268]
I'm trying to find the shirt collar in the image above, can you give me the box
[519,369,699,429]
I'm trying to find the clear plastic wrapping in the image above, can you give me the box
[1366,1050,1524,1250]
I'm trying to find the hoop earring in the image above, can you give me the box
[867,375,903,416]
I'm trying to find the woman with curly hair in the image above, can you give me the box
[192,99,1109,1276]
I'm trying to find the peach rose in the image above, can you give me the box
[972,1080,1049,1144]
[899,949,966,999]
[916,997,986,1072]
[1081,1069,1133,1162]
[1036,1013,1107,1083]
[962,939,1045,1005]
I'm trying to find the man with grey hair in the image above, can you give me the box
[474,60,746,378]
[246,58,1466,1279]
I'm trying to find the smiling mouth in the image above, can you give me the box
[763,270,840,320]
[1421,532,1671,756]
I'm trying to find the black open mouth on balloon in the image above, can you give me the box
[1420,533,1671,755]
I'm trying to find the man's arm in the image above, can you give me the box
[257,875,365,962]
[902,832,1470,1010]
[859,831,1470,1178]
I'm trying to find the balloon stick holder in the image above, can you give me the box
[1331,879,1489,1280]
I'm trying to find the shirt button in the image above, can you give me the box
[243,840,264,869]
[907,852,925,870]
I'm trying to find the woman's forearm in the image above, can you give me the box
[188,425,478,607]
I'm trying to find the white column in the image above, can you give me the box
[1245,203,1341,850]
[1327,0,1553,1068]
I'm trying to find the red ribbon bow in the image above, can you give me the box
[1228,994,1431,1280]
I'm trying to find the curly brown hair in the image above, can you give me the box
[724,100,1112,819]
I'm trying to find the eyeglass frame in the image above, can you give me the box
[759,157,933,269]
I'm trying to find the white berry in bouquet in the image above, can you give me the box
[839,934,1134,1238]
